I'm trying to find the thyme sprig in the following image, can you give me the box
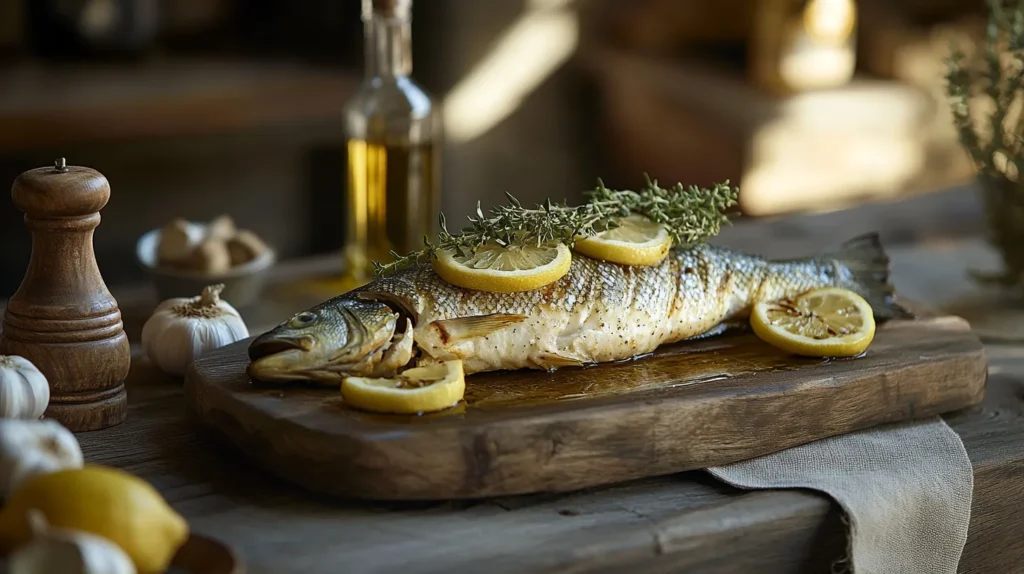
[372,174,739,276]
[946,0,1024,177]
[945,0,1024,288]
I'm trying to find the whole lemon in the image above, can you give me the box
[0,464,189,574]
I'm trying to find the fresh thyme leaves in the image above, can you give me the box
[945,0,1024,289]
[372,174,739,276]
[945,0,1024,178]
[585,176,739,246]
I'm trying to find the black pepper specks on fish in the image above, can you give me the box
[245,233,910,384]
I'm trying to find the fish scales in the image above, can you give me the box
[247,233,907,384]
[360,245,837,374]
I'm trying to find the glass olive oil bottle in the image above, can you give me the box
[343,0,441,286]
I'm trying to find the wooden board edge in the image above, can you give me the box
[183,316,989,500]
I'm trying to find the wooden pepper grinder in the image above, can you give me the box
[0,158,130,431]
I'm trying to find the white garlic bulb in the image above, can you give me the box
[0,355,50,420]
[9,509,136,574]
[142,284,249,376]
[0,418,84,498]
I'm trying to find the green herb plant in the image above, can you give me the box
[946,0,1024,289]
[373,174,739,276]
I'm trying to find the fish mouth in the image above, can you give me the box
[247,332,324,383]
[247,348,315,383]
[248,333,314,361]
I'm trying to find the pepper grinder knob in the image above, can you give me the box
[0,158,130,431]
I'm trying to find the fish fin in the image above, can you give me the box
[536,352,586,369]
[827,233,914,321]
[684,321,748,341]
[431,314,528,344]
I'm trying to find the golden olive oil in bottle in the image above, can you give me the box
[343,0,441,287]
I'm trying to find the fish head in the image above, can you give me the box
[246,297,414,384]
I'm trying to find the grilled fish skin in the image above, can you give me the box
[247,233,909,384]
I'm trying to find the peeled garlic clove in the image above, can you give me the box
[187,237,232,274]
[0,419,84,498]
[142,284,250,376]
[206,215,237,241]
[9,510,136,574]
[0,355,50,420]
[227,229,269,266]
[156,219,201,267]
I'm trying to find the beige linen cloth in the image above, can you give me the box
[706,416,973,574]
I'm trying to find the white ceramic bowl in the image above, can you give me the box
[135,223,276,308]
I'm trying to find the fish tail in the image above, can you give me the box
[827,233,914,321]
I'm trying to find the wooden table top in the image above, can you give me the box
[9,188,1024,574]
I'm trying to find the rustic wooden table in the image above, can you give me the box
[8,187,1024,574]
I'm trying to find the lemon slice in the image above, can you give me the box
[432,242,571,293]
[341,360,466,414]
[750,287,876,357]
[572,214,671,266]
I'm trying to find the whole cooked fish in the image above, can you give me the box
[247,233,909,384]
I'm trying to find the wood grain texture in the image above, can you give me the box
[60,343,1022,574]
[184,315,987,500]
[0,160,130,430]
[48,234,1023,574]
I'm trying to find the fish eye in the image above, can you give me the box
[289,311,317,328]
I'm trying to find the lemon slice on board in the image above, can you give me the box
[432,242,571,293]
[572,214,672,266]
[341,360,466,414]
[750,287,876,357]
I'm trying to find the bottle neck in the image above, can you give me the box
[365,16,412,79]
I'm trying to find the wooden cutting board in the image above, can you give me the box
[184,315,987,500]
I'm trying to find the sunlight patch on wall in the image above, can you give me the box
[442,2,579,144]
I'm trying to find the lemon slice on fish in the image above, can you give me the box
[750,287,876,357]
[572,214,671,266]
[341,360,466,414]
[432,242,571,293]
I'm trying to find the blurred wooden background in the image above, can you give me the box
[0,0,991,295]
